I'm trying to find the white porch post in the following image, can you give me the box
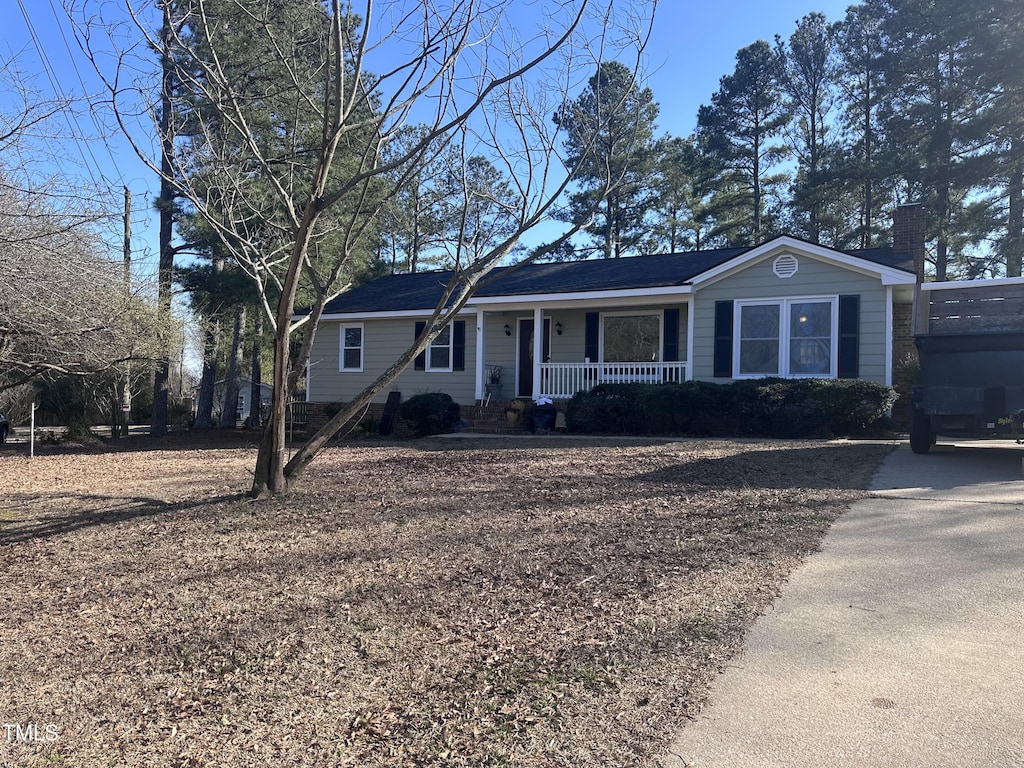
[532,307,543,399]
[685,299,695,380]
[475,308,486,400]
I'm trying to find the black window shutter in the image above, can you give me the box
[713,300,734,378]
[414,321,426,370]
[453,320,466,371]
[663,308,680,362]
[585,312,599,361]
[838,295,860,379]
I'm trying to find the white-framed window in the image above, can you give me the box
[601,312,661,362]
[339,323,363,371]
[426,324,453,372]
[735,297,838,378]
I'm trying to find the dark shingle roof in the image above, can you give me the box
[847,246,915,273]
[473,247,747,297]
[324,270,462,314]
[323,241,915,315]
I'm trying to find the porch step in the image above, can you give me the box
[462,403,528,434]
[460,399,562,435]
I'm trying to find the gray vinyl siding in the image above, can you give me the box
[309,305,689,403]
[309,316,477,404]
[691,253,888,383]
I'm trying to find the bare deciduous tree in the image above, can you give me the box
[76,0,656,495]
[0,53,163,399]
[0,179,163,392]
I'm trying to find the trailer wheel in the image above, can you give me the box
[910,411,933,454]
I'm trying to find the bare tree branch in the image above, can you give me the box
[72,0,655,494]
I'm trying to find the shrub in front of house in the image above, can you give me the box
[400,392,461,437]
[636,381,735,435]
[812,379,898,435]
[565,383,648,434]
[567,379,897,438]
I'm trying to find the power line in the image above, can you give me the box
[45,0,139,190]
[15,0,123,193]
[13,0,162,275]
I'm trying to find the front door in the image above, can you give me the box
[517,318,551,398]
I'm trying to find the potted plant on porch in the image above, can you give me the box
[505,398,528,427]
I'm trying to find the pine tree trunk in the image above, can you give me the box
[220,305,246,429]
[603,198,614,259]
[751,131,762,243]
[936,175,951,282]
[862,70,874,248]
[248,311,264,428]
[193,319,220,429]
[1007,135,1023,278]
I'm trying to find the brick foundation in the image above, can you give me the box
[300,401,413,438]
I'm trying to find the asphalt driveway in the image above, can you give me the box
[661,440,1024,768]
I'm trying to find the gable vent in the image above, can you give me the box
[773,254,799,278]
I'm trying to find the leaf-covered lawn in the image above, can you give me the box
[0,435,891,767]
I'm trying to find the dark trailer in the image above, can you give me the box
[909,278,1024,453]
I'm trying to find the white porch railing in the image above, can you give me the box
[538,362,688,400]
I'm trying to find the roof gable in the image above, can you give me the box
[690,236,918,288]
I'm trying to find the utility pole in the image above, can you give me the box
[115,187,133,438]
[123,186,132,288]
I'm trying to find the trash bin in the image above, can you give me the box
[531,400,557,432]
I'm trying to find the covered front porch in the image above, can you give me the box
[472,300,692,401]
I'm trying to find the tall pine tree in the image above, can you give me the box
[871,0,998,279]
[553,61,659,259]
[647,135,723,251]
[778,13,840,243]
[973,0,1024,276]
[833,3,897,248]
[697,41,791,245]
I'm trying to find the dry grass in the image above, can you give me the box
[0,434,892,767]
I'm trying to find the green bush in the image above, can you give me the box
[400,392,461,437]
[567,378,897,438]
[565,383,647,434]
[638,381,731,435]
[815,379,898,435]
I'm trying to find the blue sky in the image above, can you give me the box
[5,0,855,273]
[645,1,853,136]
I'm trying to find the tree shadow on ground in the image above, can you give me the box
[0,492,244,545]
[634,443,894,492]
[0,429,265,457]
[372,439,894,492]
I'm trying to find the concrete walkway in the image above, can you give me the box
[661,441,1024,768]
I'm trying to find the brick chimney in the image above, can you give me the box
[893,203,926,282]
